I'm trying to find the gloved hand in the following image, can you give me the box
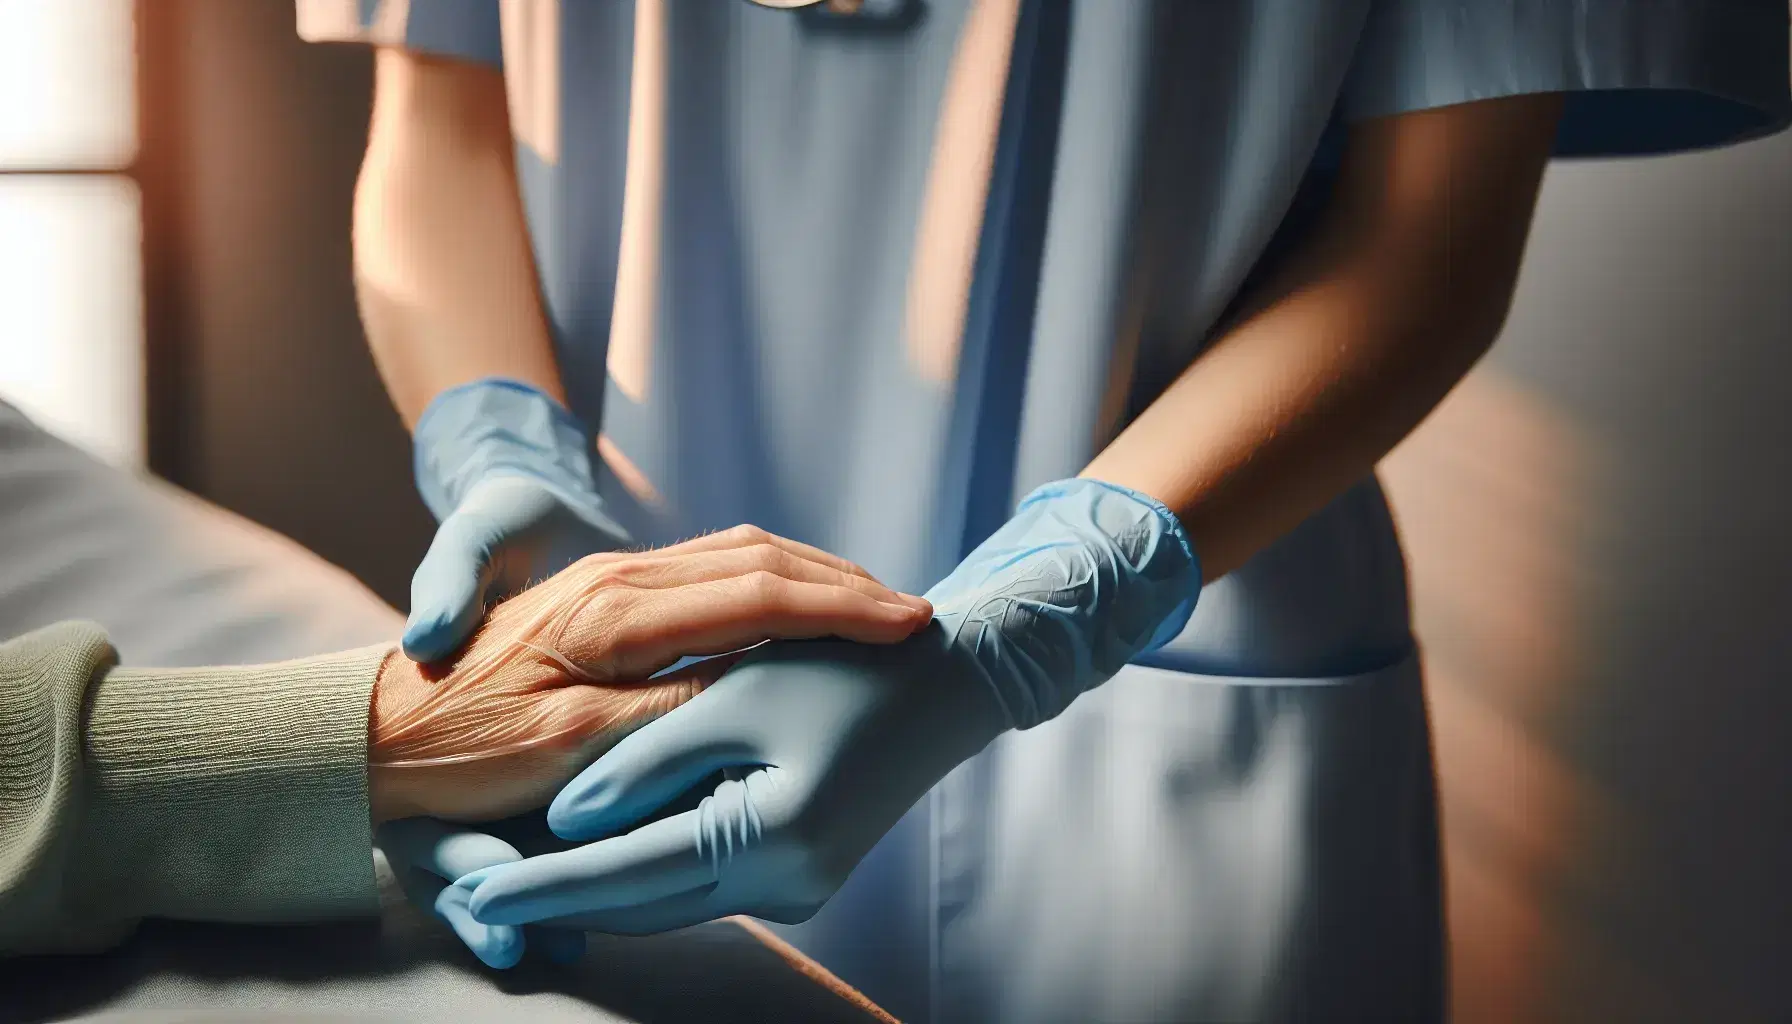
[378,817,590,969]
[371,528,933,822]
[370,522,934,965]
[454,478,1202,936]
[405,378,631,663]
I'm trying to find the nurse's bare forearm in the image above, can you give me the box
[353,49,566,430]
[1081,94,1564,581]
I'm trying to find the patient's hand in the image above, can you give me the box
[366,526,930,823]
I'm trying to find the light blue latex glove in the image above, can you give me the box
[406,378,631,662]
[396,377,625,965]
[454,478,1202,935]
[377,817,586,969]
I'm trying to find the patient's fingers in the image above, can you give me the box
[502,527,929,681]
[580,524,884,585]
[579,542,929,611]
[533,651,743,743]
[562,576,928,680]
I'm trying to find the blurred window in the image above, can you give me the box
[0,0,143,467]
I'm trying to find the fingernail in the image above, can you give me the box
[883,598,932,618]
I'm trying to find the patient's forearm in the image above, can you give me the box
[354,48,566,429]
[0,525,923,956]
[0,623,385,957]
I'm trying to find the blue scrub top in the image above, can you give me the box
[303,2,1788,1020]
[303,0,1787,596]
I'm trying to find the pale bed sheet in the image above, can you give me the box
[0,401,888,1024]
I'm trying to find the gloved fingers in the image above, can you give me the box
[430,872,527,969]
[464,809,727,926]
[392,862,525,969]
[620,524,885,586]
[572,575,927,681]
[529,884,730,936]
[404,512,503,663]
[543,699,759,840]
[527,924,589,964]
[381,819,532,969]
[377,817,526,881]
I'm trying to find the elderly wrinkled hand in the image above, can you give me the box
[454,479,1201,938]
[366,524,931,965]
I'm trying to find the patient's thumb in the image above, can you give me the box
[405,514,499,662]
[654,649,748,693]
[541,657,729,752]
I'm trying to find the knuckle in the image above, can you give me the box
[725,523,772,546]
[592,557,653,588]
[571,550,621,575]
[579,585,634,623]
[748,542,794,574]
[740,569,787,605]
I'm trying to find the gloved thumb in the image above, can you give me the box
[379,818,529,969]
[545,693,753,842]
[404,512,501,663]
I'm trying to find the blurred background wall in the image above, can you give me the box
[137,0,433,603]
[0,1,1787,1020]
[1382,133,1792,1022]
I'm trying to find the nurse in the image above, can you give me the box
[302,1,1788,1020]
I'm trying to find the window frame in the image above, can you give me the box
[0,0,150,469]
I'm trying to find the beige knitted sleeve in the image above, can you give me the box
[0,621,388,956]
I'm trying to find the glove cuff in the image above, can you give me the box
[1014,477,1202,652]
[413,378,602,522]
[933,477,1204,730]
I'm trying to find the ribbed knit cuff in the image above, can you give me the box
[74,645,392,925]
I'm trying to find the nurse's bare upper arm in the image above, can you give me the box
[1324,93,1566,340]
[368,47,513,159]
[356,47,567,427]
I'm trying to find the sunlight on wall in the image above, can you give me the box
[0,0,142,468]
[0,0,135,168]
[0,177,144,466]
[1382,368,1612,1024]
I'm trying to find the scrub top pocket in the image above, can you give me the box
[773,476,1441,1023]
[931,651,1442,1024]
